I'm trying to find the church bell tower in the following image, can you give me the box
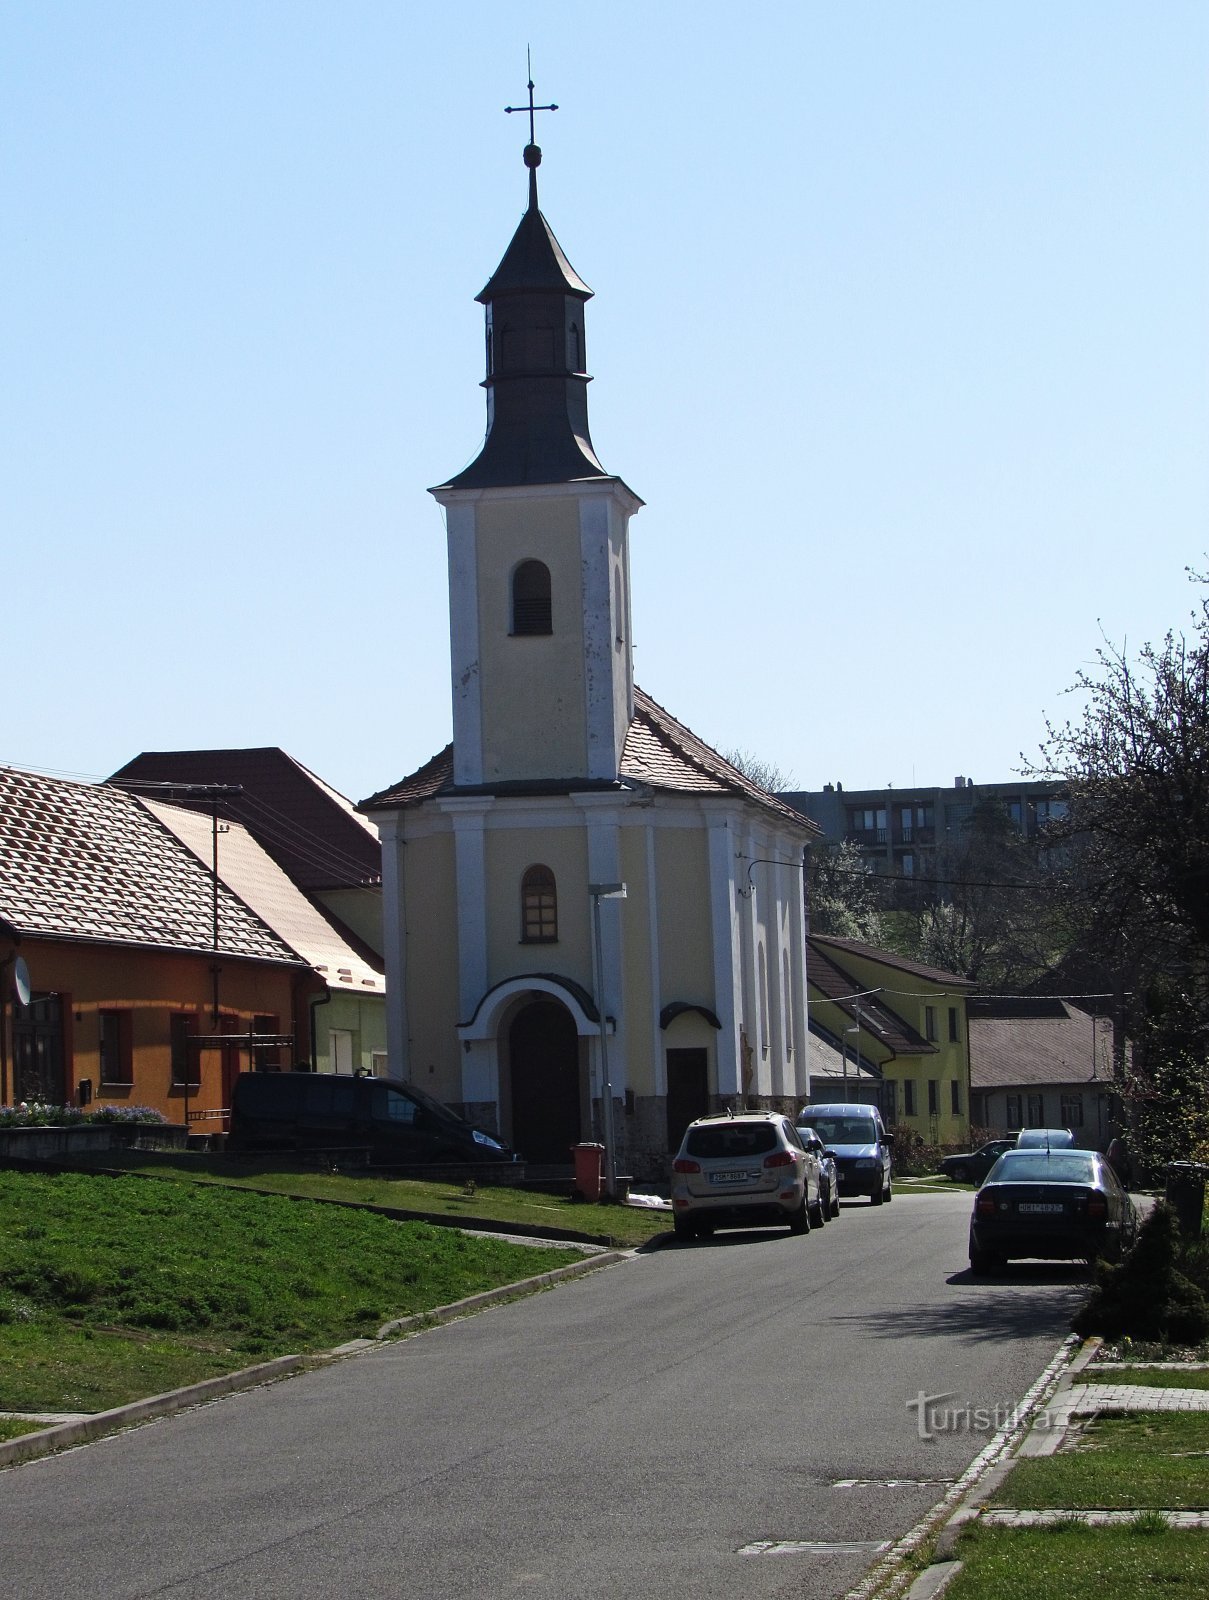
[430,96,642,787]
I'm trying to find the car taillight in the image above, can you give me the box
[1087,1194,1108,1219]
[975,1194,997,1215]
[764,1150,796,1168]
[673,1158,701,1174]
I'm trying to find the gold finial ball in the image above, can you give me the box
[524,143,542,169]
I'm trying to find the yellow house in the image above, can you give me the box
[807,936,973,1146]
[364,136,818,1180]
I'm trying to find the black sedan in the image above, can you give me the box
[968,1148,1137,1273]
[938,1139,1016,1185]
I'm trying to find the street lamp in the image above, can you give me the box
[589,881,626,1199]
[843,1023,860,1100]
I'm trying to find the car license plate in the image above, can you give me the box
[710,1170,753,1185]
[1018,1202,1064,1214]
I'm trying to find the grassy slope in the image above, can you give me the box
[60,1149,672,1248]
[0,1169,584,1413]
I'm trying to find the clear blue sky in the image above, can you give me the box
[3,2,1206,804]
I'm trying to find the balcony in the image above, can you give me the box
[848,828,888,846]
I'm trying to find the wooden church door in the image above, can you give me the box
[508,1000,581,1164]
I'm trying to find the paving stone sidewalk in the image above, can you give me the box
[981,1508,1209,1528]
[1066,1380,1209,1413]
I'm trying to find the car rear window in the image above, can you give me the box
[989,1151,1098,1185]
[685,1125,779,1159]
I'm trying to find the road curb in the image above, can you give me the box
[846,1332,1078,1600]
[904,1560,962,1600]
[0,1246,627,1473]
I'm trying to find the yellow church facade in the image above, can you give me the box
[365,133,818,1180]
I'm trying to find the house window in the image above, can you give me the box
[925,1005,938,1042]
[950,1079,962,1116]
[1034,798,1069,826]
[1027,1093,1044,1127]
[948,1006,959,1043]
[904,1080,917,1117]
[521,865,558,943]
[928,1079,940,1116]
[883,1080,897,1120]
[330,1029,354,1074]
[169,1013,199,1087]
[99,1010,132,1086]
[901,853,915,877]
[1060,1093,1085,1128]
[371,1052,388,1076]
[1006,1093,1022,1129]
[512,560,552,635]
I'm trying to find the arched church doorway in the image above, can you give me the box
[508,999,581,1164]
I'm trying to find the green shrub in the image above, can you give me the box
[1074,1202,1209,1344]
[889,1124,943,1176]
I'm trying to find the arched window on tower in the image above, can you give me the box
[521,865,558,944]
[614,565,625,651]
[569,321,583,371]
[512,560,552,636]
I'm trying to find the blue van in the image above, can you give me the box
[796,1102,894,1204]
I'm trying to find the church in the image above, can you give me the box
[363,118,818,1182]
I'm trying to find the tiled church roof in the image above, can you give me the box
[361,686,819,835]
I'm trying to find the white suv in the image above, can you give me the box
[671,1112,823,1240]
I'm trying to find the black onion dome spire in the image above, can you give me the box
[438,112,608,490]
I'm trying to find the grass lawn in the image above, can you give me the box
[991,1413,1209,1511]
[0,1169,586,1414]
[948,1522,1209,1599]
[1085,1367,1209,1391]
[0,1415,54,1441]
[63,1148,673,1248]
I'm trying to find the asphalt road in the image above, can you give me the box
[2,1189,1087,1600]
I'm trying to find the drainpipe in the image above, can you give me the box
[309,983,332,1072]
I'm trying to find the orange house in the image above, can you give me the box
[1,765,319,1127]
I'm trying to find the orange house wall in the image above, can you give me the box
[7,938,315,1124]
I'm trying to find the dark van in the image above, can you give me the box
[228,1071,514,1164]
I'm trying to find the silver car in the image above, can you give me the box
[671,1112,823,1240]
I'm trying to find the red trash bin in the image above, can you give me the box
[571,1142,605,1202]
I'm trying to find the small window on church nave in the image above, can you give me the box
[521,865,558,943]
[512,560,553,636]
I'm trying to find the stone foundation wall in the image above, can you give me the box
[0,1123,188,1163]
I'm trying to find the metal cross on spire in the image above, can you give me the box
[505,49,557,208]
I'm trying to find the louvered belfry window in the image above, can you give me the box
[512,560,552,636]
[521,865,558,943]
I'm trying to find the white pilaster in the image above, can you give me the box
[580,495,619,781]
[443,798,492,1020]
[707,811,742,1096]
[375,811,410,1079]
[445,501,483,786]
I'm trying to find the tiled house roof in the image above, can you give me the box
[362,686,819,834]
[806,937,935,1058]
[0,765,301,965]
[110,748,381,892]
[967,997,1119,1091]
[146,801,384,995]
[810,936,975,991]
